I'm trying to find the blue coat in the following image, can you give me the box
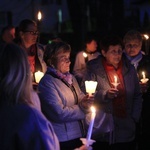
[82,55,142,143]
[0,104,60,150]
[38,67,86,142]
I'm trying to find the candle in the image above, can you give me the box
[35,71,44,83]
[142,71,146,79]
[141,71,149,83]
[83,52,88,58]
[85,81,98,97]
[112,75,119,89]
[83,52,88,63]
[37,11,42,21]
[86,106,96,141]
[114,76,117,84]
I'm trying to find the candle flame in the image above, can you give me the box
[37,11,42,21]
[142,71,146,79]
[143,34,149,40]
[114,76,117,83]
[83,52,87,58]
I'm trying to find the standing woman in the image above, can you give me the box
[0,43,59,150]
[38,41,93,150]
[82,35,142,150]
[16,19,46,82]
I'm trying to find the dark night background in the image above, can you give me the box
[0,0,150,69]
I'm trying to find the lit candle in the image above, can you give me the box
[37,11,42,21]
[141,71,149,83]
[83,52,88,63]
[142,71,146,79]
[86,106,96,141]
[85,81,98,97]
[34,71,44,83]
[83,52,88,58]
[112,75,119,89]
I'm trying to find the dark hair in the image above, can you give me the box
[1,25,15,35]
[18,19,37,32]
[82,35,97,49]
[0,43,33,105]
[100,35,123,52]
[44,41,71,66]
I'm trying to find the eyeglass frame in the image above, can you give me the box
[23,30,39,35]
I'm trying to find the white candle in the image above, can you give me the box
[85,81,97,97]
[113,76,118,89]
[86,106,96,141]
[83,52,88,58]
[141,71,149,83]
[35,71,44,83]
[142,71,146,79]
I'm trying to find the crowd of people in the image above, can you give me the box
[0,19,149,150]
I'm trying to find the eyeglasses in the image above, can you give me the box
[58,57,70,63]
[125,44,140,49]
[108,50,123,55]
[24,31,39,35]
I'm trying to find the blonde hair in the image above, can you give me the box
[0,43,33,105]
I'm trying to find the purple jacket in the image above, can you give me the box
[0,103,60,150]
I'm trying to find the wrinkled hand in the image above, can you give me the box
[140,82,148,93]
[106,88,119,99]
[80,95,94,111]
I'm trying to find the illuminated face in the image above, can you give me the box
[102,45,122,68]
[124,39,142,57]
[56,52,71,73]
[86,40,98,53]
[20,24,39,46]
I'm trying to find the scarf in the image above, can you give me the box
[47,66,73,85]
[125,51,142,70]
[102,58,127,118]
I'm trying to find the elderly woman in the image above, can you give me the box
[82,35,142,150]
[123,30,150,150]
[38,41,93,150]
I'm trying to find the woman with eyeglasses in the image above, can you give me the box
[81,35,142,150]
[38,41,94,150]
[16,19,46,84]
[123,30,150,150]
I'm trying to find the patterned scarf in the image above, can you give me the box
[102,59,127,118]
[125,51,142,70]
[47,66,73,85]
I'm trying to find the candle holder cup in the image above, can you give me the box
[80,138,95,147]
[141,78,149,84]
[112,82,120,89]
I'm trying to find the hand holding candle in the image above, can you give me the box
[85,81,98,97]
[141,71,149,84]
[34,71,44,83]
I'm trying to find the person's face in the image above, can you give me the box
[86,40,98,52]
[56,52,71,73]
[124,39,142,57]
[20,24,39,46]
[102,45,122,68]
[3,28,15,43]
